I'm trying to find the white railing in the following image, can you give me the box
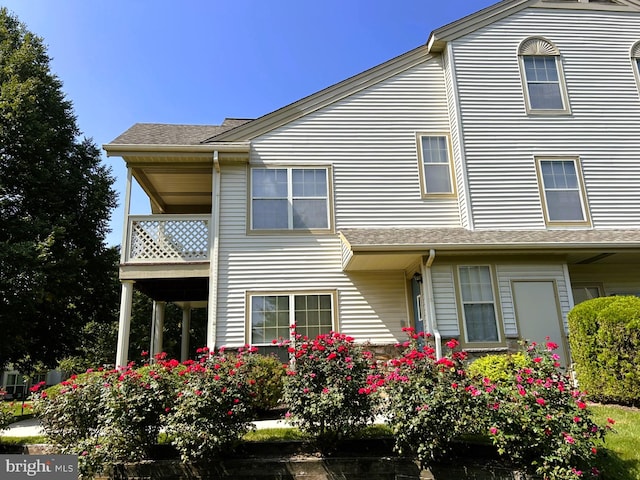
[124,215,210,263]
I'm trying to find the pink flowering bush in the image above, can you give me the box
[384,329,478,464]
[474,340,610,480]
[163,346,259,462]
[281,330,380,447]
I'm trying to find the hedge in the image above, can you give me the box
[567,295,640,406]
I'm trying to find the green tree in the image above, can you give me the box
[0,8,117,370]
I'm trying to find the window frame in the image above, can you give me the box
[632,41,640,96]
[571,283,604,305]
[518,37,571,115]
[416,133,456,198]
[535,156,591,227]
[246,290,338,346]
[248,165,333,234]
[455,265,504,347]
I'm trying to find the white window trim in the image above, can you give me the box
[416,133,456,198]
[248,165,333,233]
[632,41,640,96]
[456,265,503,346]
[535,156,591,227]
[246,291,338,346]
[518,37,571,115]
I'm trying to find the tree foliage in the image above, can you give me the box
[0,8,117,370]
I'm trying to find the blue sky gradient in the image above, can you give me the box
[2,0,495,245]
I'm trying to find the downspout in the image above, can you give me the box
[421,249,442,359]
[206,151,221,350]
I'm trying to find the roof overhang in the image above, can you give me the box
[339,228,640,271]
[103,142,250,213]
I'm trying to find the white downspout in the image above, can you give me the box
[421,249,442,359]
[206,151,221,350]
[120,167,132,263]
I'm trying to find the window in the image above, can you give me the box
[572,284,603,305]
[458,266,500,343]
[535,157,590,226]
[251,167,330,231]
[632,41,640,94]
[417,134,454,196]
[518,37,570,114]
[249,292,335,345]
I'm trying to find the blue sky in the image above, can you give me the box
[2,0,495,246]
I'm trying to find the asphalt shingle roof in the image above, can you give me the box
[108,118,253,145]
[339,228,640,249]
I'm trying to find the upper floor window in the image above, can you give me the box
[458,266,500,344]
[632,41,640,94]
[248,292,336,345]
[250,167,331,231]
[535,157,591,226]
[518,37,570,114]
[417,134,455,197]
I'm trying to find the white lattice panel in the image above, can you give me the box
[126,216,209,262]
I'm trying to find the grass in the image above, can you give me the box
[2,400,34,421]
[0,436,47,445]
[591,404,640,480]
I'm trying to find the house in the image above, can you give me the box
[104,0,640,368]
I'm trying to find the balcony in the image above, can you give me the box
[123,214,211,264]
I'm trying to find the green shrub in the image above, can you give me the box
[282,331,379,448]
[0,400,13,431]
[568,296,640,406]
[468,352,528,383]
[243,353,285,411]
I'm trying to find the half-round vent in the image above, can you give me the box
[631,41,640,58]
[518,37,560,56]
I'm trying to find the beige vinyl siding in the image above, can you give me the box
[431,265,460,337]
[496,263,570,336]
[449,8,640,229]
[251,58,461,228]
[569,264,640,297]
[216,164,408,347]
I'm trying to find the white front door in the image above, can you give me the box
[512,280,569,368]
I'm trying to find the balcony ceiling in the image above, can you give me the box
[132,165,213,214]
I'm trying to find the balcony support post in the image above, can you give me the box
[115,281,135,368]
[181,304,192,362]
[150,301,166,359]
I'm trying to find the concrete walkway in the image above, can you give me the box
[1,417,291,438]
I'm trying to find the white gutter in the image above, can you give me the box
[206,151,222,350]
[421,249,442,359]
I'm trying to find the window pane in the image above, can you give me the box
[252,169,287,197]
[464,304,499,342]
[253,199,288,229]
[292,169,327,197]
[424,164,452,194]
[292,199,328,229]
[546,190,584,221]
[421,136,448,164]
[528,83,563,110]
[294,294,332,339]
[251,295,289,344]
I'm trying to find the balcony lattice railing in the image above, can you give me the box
[124,215,210,263]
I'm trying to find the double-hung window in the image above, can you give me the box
[249,292,335,345]
[458,266,500,343]
[518,37,570,114]
[417,134,454,196]
[535,157,590,226]
[251,167,330,231]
